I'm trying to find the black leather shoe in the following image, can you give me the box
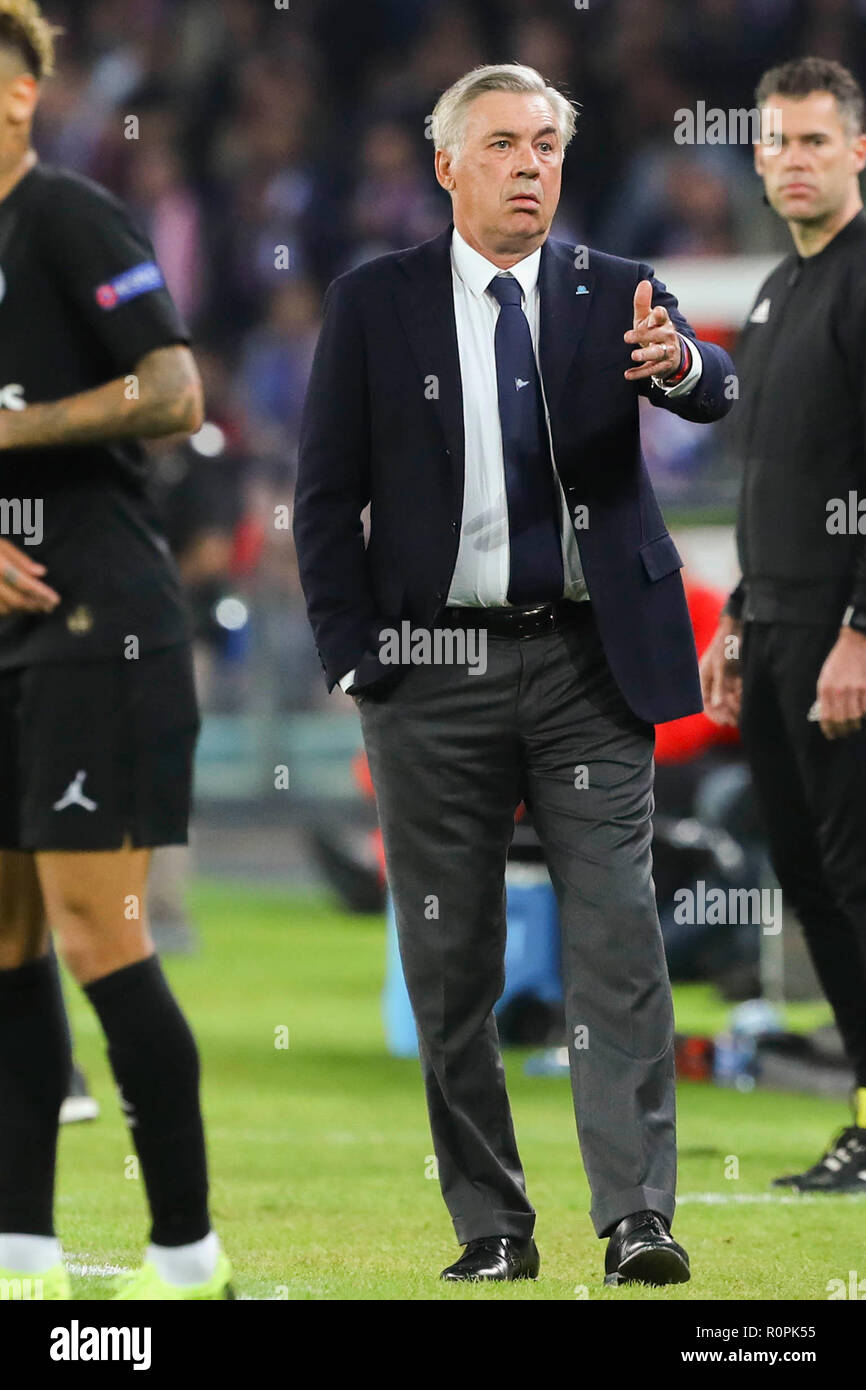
[441,1236,540,1282]
[604,1210,690,1287]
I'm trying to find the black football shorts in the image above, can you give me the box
[0,643,200,852]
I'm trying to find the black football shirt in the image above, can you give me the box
[0,161,192,668]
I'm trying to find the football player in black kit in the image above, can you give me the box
[0,1,232,1298]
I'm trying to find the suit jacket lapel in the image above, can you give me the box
[393,225,464,495]
[392,228,598,500]
[538,238,596,412]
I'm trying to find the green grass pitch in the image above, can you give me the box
[57,880,861,1301]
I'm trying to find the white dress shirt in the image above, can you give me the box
[339,226,702,691]
[447,226,587,607]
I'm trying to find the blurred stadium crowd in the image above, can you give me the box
[37,0,866,710]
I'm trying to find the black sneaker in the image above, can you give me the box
[772,1125,866,1192]
[59,1064,100,1125]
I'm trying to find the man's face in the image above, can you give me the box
[436,90,563,258]
[755,90,866,225]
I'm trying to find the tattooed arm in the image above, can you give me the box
[0,345,204,451]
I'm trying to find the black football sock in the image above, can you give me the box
[84,955,210,1247]
[0,955,71,1236]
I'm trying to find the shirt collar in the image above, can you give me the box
[451,224,542,302]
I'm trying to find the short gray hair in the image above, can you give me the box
[431,63,578,159]
[756,56,864,136]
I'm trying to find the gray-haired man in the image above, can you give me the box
[296,62,734,1284]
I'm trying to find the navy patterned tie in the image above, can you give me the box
[488,273,564,605]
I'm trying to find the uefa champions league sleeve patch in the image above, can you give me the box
[94,262,166,311]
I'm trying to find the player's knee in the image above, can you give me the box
[50,897,120,978]
[53,919,96,982]
[54,906,151,985]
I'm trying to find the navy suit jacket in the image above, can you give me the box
[294,224,734,724]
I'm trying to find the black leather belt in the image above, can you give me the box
[441,599,591,639]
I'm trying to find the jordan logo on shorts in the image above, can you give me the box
[53,770,98,813]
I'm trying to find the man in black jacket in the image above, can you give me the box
[702,57,866,1189]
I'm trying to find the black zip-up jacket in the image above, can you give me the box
[726,210,866,625]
